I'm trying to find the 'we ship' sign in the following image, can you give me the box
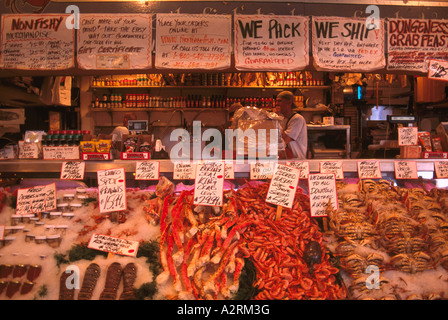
[312,17,385,71]
[97,168,127,213]
[234,15,309,71]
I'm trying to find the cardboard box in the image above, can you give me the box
[400,145,422,159]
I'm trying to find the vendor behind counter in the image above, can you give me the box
[275,91,308,159]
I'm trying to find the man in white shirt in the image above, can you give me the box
[276,91,308,159]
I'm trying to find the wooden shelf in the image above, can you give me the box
[90,107,229,112]
[90,85,331,90]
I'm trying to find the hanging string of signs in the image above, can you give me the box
[0,13,447,73]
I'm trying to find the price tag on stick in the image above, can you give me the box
[97,168,127,213]
[135,161,160,180]
[193,161,225,207]
[266,163,300,210]
[60,161,85,180]
[357,160,382,179]
[88,233,139,257]
[320,161,344,179]
[394,161,418,179]
[308,173,338,217]
[173,161,196,180]
[16,183,57,215]
[434,161,448,178]
[398,127,418,146]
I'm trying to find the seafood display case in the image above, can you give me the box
[0,158,447,300]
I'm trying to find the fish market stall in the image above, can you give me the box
[0,159,447,300]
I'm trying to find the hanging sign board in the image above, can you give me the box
[97,168,127,213]
[234,15,309,71]
[16,183,57,215]
[0,14,74,70]
[312,16,385,71]
[308,173,338,217]
[428,59,448,81]
[387,18,448,73]
[77,14,151,69]
[155,13,231,70]
[193,161,225,207]
[265,163,300,209]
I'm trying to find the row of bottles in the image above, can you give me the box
[41,130,90,147]
[91,72,326,88]
[90,94,296,109]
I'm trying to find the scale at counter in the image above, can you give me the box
[387,115,418,125]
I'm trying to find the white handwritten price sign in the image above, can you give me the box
[428,59,448,82]
[357,160,382,179]
[266,164,300,209]
[286,161,310,179]
[224,162,235,179]
[312,16,385,71]
[43,146,80,160]
[398,127,418,146]
[16,183,57,215]
[250,162,274,180]
[60,161,85,180]
[0,14,74,70]
[434,161,448,178]
[77,14,152,69]
[319,161,344,179]
[193,161,225,207]
[88,233,139,257]
[387,19,448,73]
[97,168,127,213]
[18,141,39,159]
[394,160,418,179]
[173,161,197,180]
[155,14,231,70]
[308,173,338,217]
[234,15,309,71]
[135,161,159,180]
